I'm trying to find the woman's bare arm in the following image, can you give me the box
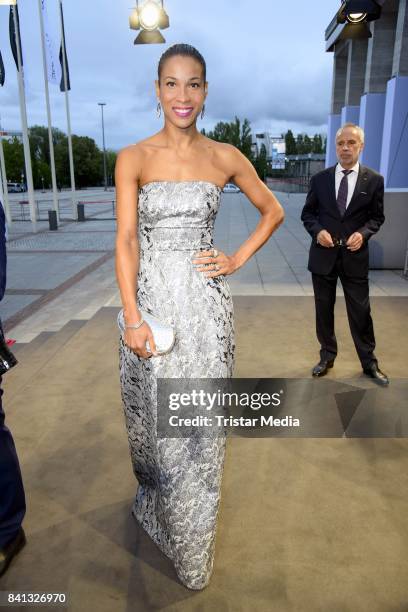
[115,146,157,358]
[115,146,141,323]
[193,144,285,276]
[228,145,284,271]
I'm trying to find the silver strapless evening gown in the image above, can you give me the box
[118,180,235,590]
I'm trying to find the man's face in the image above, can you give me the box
[335,127,364,168]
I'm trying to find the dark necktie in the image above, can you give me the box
[337,169,352,217]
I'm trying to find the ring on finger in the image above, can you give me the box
[213,248,218,258]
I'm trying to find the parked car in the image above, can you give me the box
[7,182,25,193]
[222,183,240,193]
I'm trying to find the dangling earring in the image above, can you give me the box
[156,101,162,118]
[200,104,205,119]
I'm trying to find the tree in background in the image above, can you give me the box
[71,136,103,188]
[53,134,69,188]
[202,121,326,181]
[203,116,254,160]
[106,150,117,186]
[29,126,53,188]
[284,129,297,155]
[2,126,117,189]
[2,137,25,183]
[253,143,268,181]
[283,130,326,155]
[204,116,276,179]
[312,134,324,153]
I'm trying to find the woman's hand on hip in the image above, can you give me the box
[192,248,237,278]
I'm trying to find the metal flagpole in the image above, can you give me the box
[12,3,37,231]
[58,0,76,219]
[37,0,59,223]
[98,102,108,191]
[0,124,11,224]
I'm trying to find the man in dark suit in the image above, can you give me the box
[0,199,26,576]
[301,123,388,385]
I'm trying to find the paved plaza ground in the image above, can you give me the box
[2,188,407,340]
[1,188,407,611]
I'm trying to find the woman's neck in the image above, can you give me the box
[160,122,201,151]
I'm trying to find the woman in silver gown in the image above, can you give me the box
[115,44,284,590]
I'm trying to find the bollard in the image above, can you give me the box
[48,209,58,231]
[77,203,85,222]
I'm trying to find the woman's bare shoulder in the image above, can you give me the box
[202,137,240,160]
[203,137,244,177]
[116,134,162,178]
[120,132,163,155]
[117,142,142,163]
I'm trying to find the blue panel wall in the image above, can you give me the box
[341,105,360,124]
[380,76,408,188]
[325,114,341,167]
[359,93,386,171]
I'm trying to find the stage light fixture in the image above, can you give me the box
[347,12,367,23]
[336,0,381,40]
[129,0,169,44]
[139,1,160,30]
[134,29,165,44]
[129,8,140,30]
[337,0,382,24]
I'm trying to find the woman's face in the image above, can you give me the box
[155,55,207,128]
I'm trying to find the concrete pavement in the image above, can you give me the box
[2,188,407,341]
[1,187,407,611]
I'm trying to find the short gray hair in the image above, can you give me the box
[336,122,365,144]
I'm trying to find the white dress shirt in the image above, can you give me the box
[335,161,359,209]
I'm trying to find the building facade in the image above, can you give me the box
[252,132,286,168]
[0,130,23,143]
[286,154,326,179]
[325,0,408,189]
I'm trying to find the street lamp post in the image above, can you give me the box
[98,102,108,191]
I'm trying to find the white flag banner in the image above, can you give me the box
[40,0,61,85]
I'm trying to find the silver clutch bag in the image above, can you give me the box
[117,308,175,355]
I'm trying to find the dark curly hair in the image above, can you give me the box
[157,43,206,83]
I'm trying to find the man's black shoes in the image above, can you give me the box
[312,358,389,385]
[312,359,335,377]
[0,528,26,577]
[363,363,389,386]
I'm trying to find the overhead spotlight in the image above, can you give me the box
[134,29,165,44]
[338,21,371,40]
[129,8,140,30]
[157,8,169,29]
[336,0,382,40]
[337,0,382,24]
[139,1,161,30]
[347,12,367,23]
[129,0,169,44]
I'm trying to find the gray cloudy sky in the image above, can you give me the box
[0,0,340,151]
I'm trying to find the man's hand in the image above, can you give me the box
[346,232,364,251]
[316,230,334,248]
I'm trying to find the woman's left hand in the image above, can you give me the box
[192,248,237,277]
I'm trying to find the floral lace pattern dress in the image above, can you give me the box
[118,180,235,589]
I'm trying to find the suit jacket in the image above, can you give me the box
[0,200,6,303]
[301,164,385,276]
